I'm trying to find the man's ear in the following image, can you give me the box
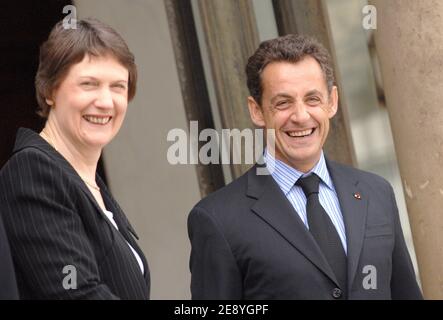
[327,86,338,119]
[247,96,265,127]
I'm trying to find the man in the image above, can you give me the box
[188,34,422,299]
[0,213,19,299]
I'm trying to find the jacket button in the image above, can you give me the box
[332,288,342,299]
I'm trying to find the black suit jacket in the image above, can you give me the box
[0,128,150,299]
[188,160,423,299]
[0,213,19,299]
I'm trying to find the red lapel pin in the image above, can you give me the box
[353,192,362,200]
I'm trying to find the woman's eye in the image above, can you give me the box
[81,81,97,87]
[113,84,126,89]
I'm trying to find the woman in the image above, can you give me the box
[0,18,149,299]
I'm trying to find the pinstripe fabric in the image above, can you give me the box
[264,150,347,253]
[103,209,145,274]
[0,212,19,299]
[0,128,150,299]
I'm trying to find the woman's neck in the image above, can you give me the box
[40,122,100,181]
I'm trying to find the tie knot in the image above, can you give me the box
[296,174,320,197]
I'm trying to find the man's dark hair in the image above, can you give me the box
[246,34,334,105]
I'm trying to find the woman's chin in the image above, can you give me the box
[82,137,111,150]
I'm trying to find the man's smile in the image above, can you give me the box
[284,128,316,138]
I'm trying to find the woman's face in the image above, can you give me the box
[47,54,129,151]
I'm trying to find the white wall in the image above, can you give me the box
[74,0,201,299]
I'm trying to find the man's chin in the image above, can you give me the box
[278,149,321,170]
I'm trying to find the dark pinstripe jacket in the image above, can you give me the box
[0,128,150,299]
[0,212,19,299]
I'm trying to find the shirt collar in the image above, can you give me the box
[264,149,334,195]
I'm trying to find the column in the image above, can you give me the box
[371,0,443,299]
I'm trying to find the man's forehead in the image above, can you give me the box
[261,60,328,95]
[264,76,328,96]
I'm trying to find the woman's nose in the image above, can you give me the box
[95,88,113,109]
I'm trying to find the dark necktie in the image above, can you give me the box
[296,174,347,294]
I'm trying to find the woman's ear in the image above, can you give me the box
[45,98,54,106]
[247,96,266,127]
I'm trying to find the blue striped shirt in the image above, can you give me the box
[264,150,347,253]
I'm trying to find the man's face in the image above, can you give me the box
[248,57,338,172]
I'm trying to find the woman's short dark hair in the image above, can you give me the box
[246,34,334,105]
[35,18,137,118]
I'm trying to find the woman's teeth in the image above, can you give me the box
[83,116,111,125]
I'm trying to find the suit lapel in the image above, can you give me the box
[247,165,340,287]
[326,159,368,291]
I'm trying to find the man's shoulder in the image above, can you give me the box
[190,166,262,223]
[188,166,267,236]
[195,169,250,209]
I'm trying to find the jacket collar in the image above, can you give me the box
[13,128,105,214]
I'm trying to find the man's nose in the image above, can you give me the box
[289,102,310,122]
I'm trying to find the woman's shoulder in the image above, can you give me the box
[2,145,55,173]
[0,145,68,194]
[2,128,56,172]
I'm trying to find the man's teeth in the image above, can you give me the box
[287,129,314,137]
[83,116,111,124]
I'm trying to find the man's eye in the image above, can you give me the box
[276,100,288,107]
[113,84,127,89]
[307,97,320,104]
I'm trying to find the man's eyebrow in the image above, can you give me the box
[305,89,324,97]
[270,93,293,104]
